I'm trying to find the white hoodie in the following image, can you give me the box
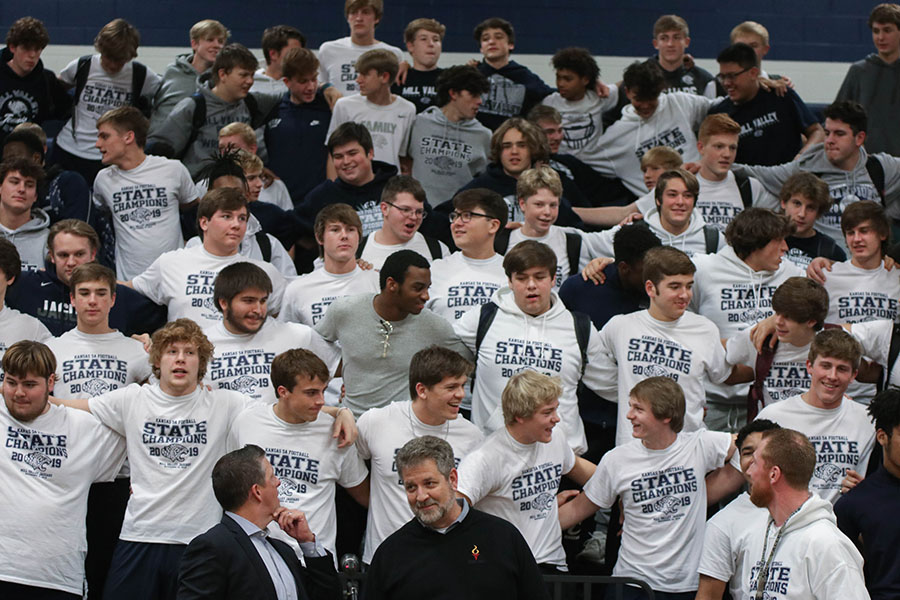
[580,212,725,260]
[454,287,600,454]
[738,494,869,599]
[590,92,714,195]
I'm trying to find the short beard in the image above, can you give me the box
[413,495,456,526]
[749,481,773,508]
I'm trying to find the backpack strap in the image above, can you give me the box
[734,172,753,209]
[703,225,720,254]
[572,311,592,379]
[493,228,511,254]
[866,155,886,204]
[471,302,500,388]
[130,61,151,117]
[255,231,272,262]
[748,334,779,420]
[356,234,369,259]
[179,92,208,160]
[424,236,442,260]
[812,234,839,261]
[887,322,900,385]
[72,56,92,106]
[564,232,583,277]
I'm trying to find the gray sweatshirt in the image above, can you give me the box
[0,207,50,271]
[149,53,204,134]
[836,53,900,156]
[408,106,492,207]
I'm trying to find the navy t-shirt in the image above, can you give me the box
[709,87,818,166]
[391,67,443,113]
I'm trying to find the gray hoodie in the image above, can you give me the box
[149,53,204,134]
[734,143,900,252]
[408,106,492,207]
[836,53,900,156]
[0,207,50,271]
[147,84,282,178]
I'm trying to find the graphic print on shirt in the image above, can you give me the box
[835,292,898,321]
[747,560,792,598]
[6,426,68,479]
[635,127,689,159]
[209,349,276,399]
[493,338,565,379]
[739,111,780,140]
[630,465,698,522]
[416,135,476,175]
[339,61,359,92]
[480,75,525,118]
[763,361,809,402]
[310,295,341,324]
[357,200,384,236]
[60,353,130,396]
[821,183,881,232]
[626,335,692,381]
[0,90,39,131]
[808,434,860,494]
[111,184,171,229]
[698,202,743,232]
[445,281,500,319]
[512,461,563,519]
[719,284,778,325]
[561,113,596,150]
[266,446,320,501]
[80,82,134,117]
[184,270,222,322]
[141,417,207,468]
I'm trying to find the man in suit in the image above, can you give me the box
[177,444,341,600]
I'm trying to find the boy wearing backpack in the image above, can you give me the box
[453,239,614,455]
[147,44,282,178]
[54,18,160,184]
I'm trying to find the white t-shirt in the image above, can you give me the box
[583,430,731,593]
[203,319,339,406]
[426,252,507,322]
[725,330,811,406]
[0,305,52,376]
[541,88,619,164]
[47,329,151,398]
[824,260,900,323]
[92,155,198,280]
[507,226,590,289]
[849,319,900,388]
[259,179,294,212]
[457,427,575,567]
[317,37,404,96]
[359,231,448,271]
[57,55,160,159]
[250,67,287,95]
[596,310,733,446]
[281,265,380,326]
[697,492,769,600]
[355,400,484,564]
[756,394,876,504]
[88,384,247,543]
[230,404,367,558]
[131,245,286,329]
[326,94,416,169]
[0,403,125,595]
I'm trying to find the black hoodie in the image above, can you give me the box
[0,46,71,137]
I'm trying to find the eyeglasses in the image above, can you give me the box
[385,201,427,219]
[715,68,750,84]
[379,319,393,358]
[450,210,494,223]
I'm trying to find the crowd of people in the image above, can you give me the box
[2,1,900,599]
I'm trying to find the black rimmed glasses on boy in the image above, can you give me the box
[449,210,494,223]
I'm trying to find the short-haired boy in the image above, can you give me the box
[392,18,446,112]
[651,15,716,97]
[837,3,900,155]
[0,156,48,271]
[251,25,305,94]
[0,16,71,137]
[317,0,403,97]
[150,19,229,131]
[541,47,619,165]
[55,19,160,184]
[458,370,595,572]
[473,18,553,131]
[326,49,416,171]
[560,376,735,596]
[779,172,846,268]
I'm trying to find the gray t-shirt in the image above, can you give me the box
[315,293,470,416]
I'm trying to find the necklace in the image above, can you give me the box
[754,497,807,600]
[407,402,450,440]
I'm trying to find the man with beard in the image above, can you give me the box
[363,435,548,600]
[737,428,868,599]
[203,262,338,406]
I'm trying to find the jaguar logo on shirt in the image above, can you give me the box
[143,418,206,468]
[653,495,681,516]
[24,450,52,473]
[224,374,259,395]
[159,443,190,463]
[813,463,843,483]
[128,206,154,225]
[83,378,113,397]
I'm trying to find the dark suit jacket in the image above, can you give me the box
[177,515,341,600]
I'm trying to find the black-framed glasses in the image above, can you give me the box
[385,201,427,218]
[715,68,750,84]
[379,319,393,358]
[449,210,494,223]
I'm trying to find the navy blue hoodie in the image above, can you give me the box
[0,46,71,137]
[5,261,167,337]
[475,60,553,131]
